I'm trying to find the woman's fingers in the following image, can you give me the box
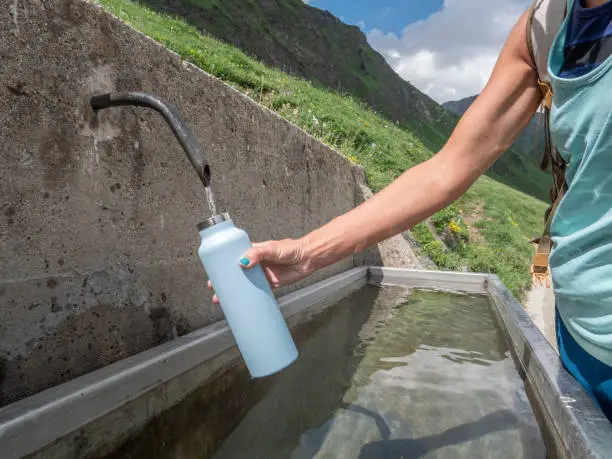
[208,280,219,304]
[263,265,281,289]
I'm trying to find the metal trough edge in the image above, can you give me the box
[367,266,488,293]
[486,275,612,459]
[0,267,368,459]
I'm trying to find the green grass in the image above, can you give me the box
[95,0,549,300]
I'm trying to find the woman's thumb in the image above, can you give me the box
[239,242,276,269]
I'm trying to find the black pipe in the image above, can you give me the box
[90,92,211,187]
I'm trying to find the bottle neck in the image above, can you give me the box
[197,213,231,232]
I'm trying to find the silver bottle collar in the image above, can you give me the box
[197,213,231,231]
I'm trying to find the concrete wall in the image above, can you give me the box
[0,0,419,406]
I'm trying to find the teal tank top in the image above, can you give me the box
[549,0,612,366]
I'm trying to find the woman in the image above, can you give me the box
[212,0,612,421]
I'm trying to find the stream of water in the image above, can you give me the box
[205,186,217,216]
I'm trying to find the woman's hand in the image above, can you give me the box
[207,239,314,304]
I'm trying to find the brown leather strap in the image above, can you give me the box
[531,186,565,286]
[538,80,553,109]
[544,185,565,236]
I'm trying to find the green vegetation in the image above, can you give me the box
[95,0,549,299]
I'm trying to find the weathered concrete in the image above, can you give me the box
[0,0,420,406]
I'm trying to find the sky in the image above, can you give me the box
[304,0,532,103]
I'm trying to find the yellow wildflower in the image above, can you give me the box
[449,220,461,234]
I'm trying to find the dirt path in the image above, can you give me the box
[524,283,557,352]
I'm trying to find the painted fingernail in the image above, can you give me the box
[239,257,250,267]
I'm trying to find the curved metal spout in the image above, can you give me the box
[90,92,211,187]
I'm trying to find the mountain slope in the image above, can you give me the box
[138,0,457,134]
[444,95,551,201]
[442,95,478,118]
[99,0,548,300]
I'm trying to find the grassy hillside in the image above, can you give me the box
[95,0,548,300]
[134,0,458,132]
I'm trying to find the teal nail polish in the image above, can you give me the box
[240,257,250,267]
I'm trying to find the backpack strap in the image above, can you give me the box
[530,187,566,287]
[526,0,568,90]
[526,0,569,287]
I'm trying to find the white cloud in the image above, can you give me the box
[367,0,531,103]
[357,20,366,30]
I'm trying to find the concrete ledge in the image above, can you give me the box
[280,267,368,327]
[368,267,488,294]
[0,268,368,459]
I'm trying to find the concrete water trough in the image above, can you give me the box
[1,267,612,458]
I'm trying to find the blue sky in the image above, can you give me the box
[305,0,444,35]
[304,0,531,103]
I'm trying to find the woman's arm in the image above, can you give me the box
[220,9,543,294]
[301,9,543,271]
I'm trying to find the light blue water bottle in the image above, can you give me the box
[197,213,298,377]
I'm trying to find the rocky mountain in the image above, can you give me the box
[442,95,478,119]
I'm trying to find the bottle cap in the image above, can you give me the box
[197,213,231,231]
